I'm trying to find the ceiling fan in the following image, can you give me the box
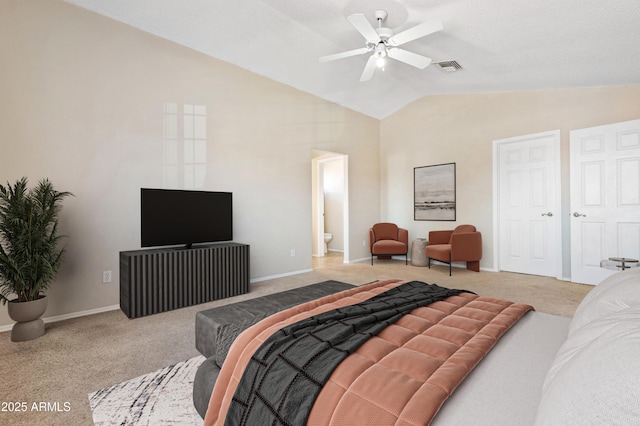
[320,10,443,81]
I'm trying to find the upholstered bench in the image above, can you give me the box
[193,280,354,418]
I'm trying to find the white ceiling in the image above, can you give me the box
[64,0,640,119]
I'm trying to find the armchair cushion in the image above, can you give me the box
[372,240,407,255]
[371,223,403,242]
[424,243,452,262]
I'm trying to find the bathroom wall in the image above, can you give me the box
[323,158,344,252]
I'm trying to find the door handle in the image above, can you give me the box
[573,212,587,217]
[541,212,553,217]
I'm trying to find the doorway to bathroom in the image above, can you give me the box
[311,150,348,264]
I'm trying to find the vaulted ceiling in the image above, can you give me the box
[65,0,640,119]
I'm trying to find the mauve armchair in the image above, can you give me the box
[425,224,482,276]
[369,223,409,265]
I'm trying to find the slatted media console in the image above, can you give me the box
[119,243,250,318]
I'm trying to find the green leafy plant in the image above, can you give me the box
[0,177,72,304]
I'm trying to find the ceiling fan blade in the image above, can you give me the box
[348,13,381,44]
[359,55,378,81]
[387,20,443,47]
[387,48,432,69]
[319,47,370,63]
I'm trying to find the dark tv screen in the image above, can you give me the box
[141,188,232,248]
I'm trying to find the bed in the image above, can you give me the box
[196,269,640,425]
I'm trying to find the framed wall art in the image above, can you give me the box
[414,162,456,221]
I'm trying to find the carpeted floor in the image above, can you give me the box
[0,253,592,426]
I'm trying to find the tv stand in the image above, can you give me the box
[119,242,250,318]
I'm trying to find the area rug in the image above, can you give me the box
[89,355,205,425]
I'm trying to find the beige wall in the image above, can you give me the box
[323,158,345,252]
[380,86,640,276]
[0,0,380,328]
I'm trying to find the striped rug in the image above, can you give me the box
[89,355,205,425]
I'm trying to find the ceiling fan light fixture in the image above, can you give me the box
[374,42,387,57]
[374,43,387,68]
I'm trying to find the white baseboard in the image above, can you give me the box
[0,304,121,333]
[345,256,370,264]
[365,255,409,264]
[0,270,318,332]
[250,268,314,283]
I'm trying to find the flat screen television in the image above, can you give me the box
[141,188,232,248]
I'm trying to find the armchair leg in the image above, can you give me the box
[466,261,480,272]
[449,254,452,276]
[371,254,373,265]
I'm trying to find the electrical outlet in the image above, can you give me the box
[290,249,295,257]
[102,270,112,283]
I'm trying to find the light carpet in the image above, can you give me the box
[89,355,205,426]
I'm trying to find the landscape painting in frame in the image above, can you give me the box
[414,163,456,221]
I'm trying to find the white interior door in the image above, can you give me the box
[570,119,640,285]
[494,130,561,277]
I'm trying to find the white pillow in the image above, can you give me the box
[569,268,640,334]
[535,305,640,425]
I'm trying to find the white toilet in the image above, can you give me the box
[323,233,333,254]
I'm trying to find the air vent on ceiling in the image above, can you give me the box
[435,60,463,72]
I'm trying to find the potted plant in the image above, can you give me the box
[0,177,72,341]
